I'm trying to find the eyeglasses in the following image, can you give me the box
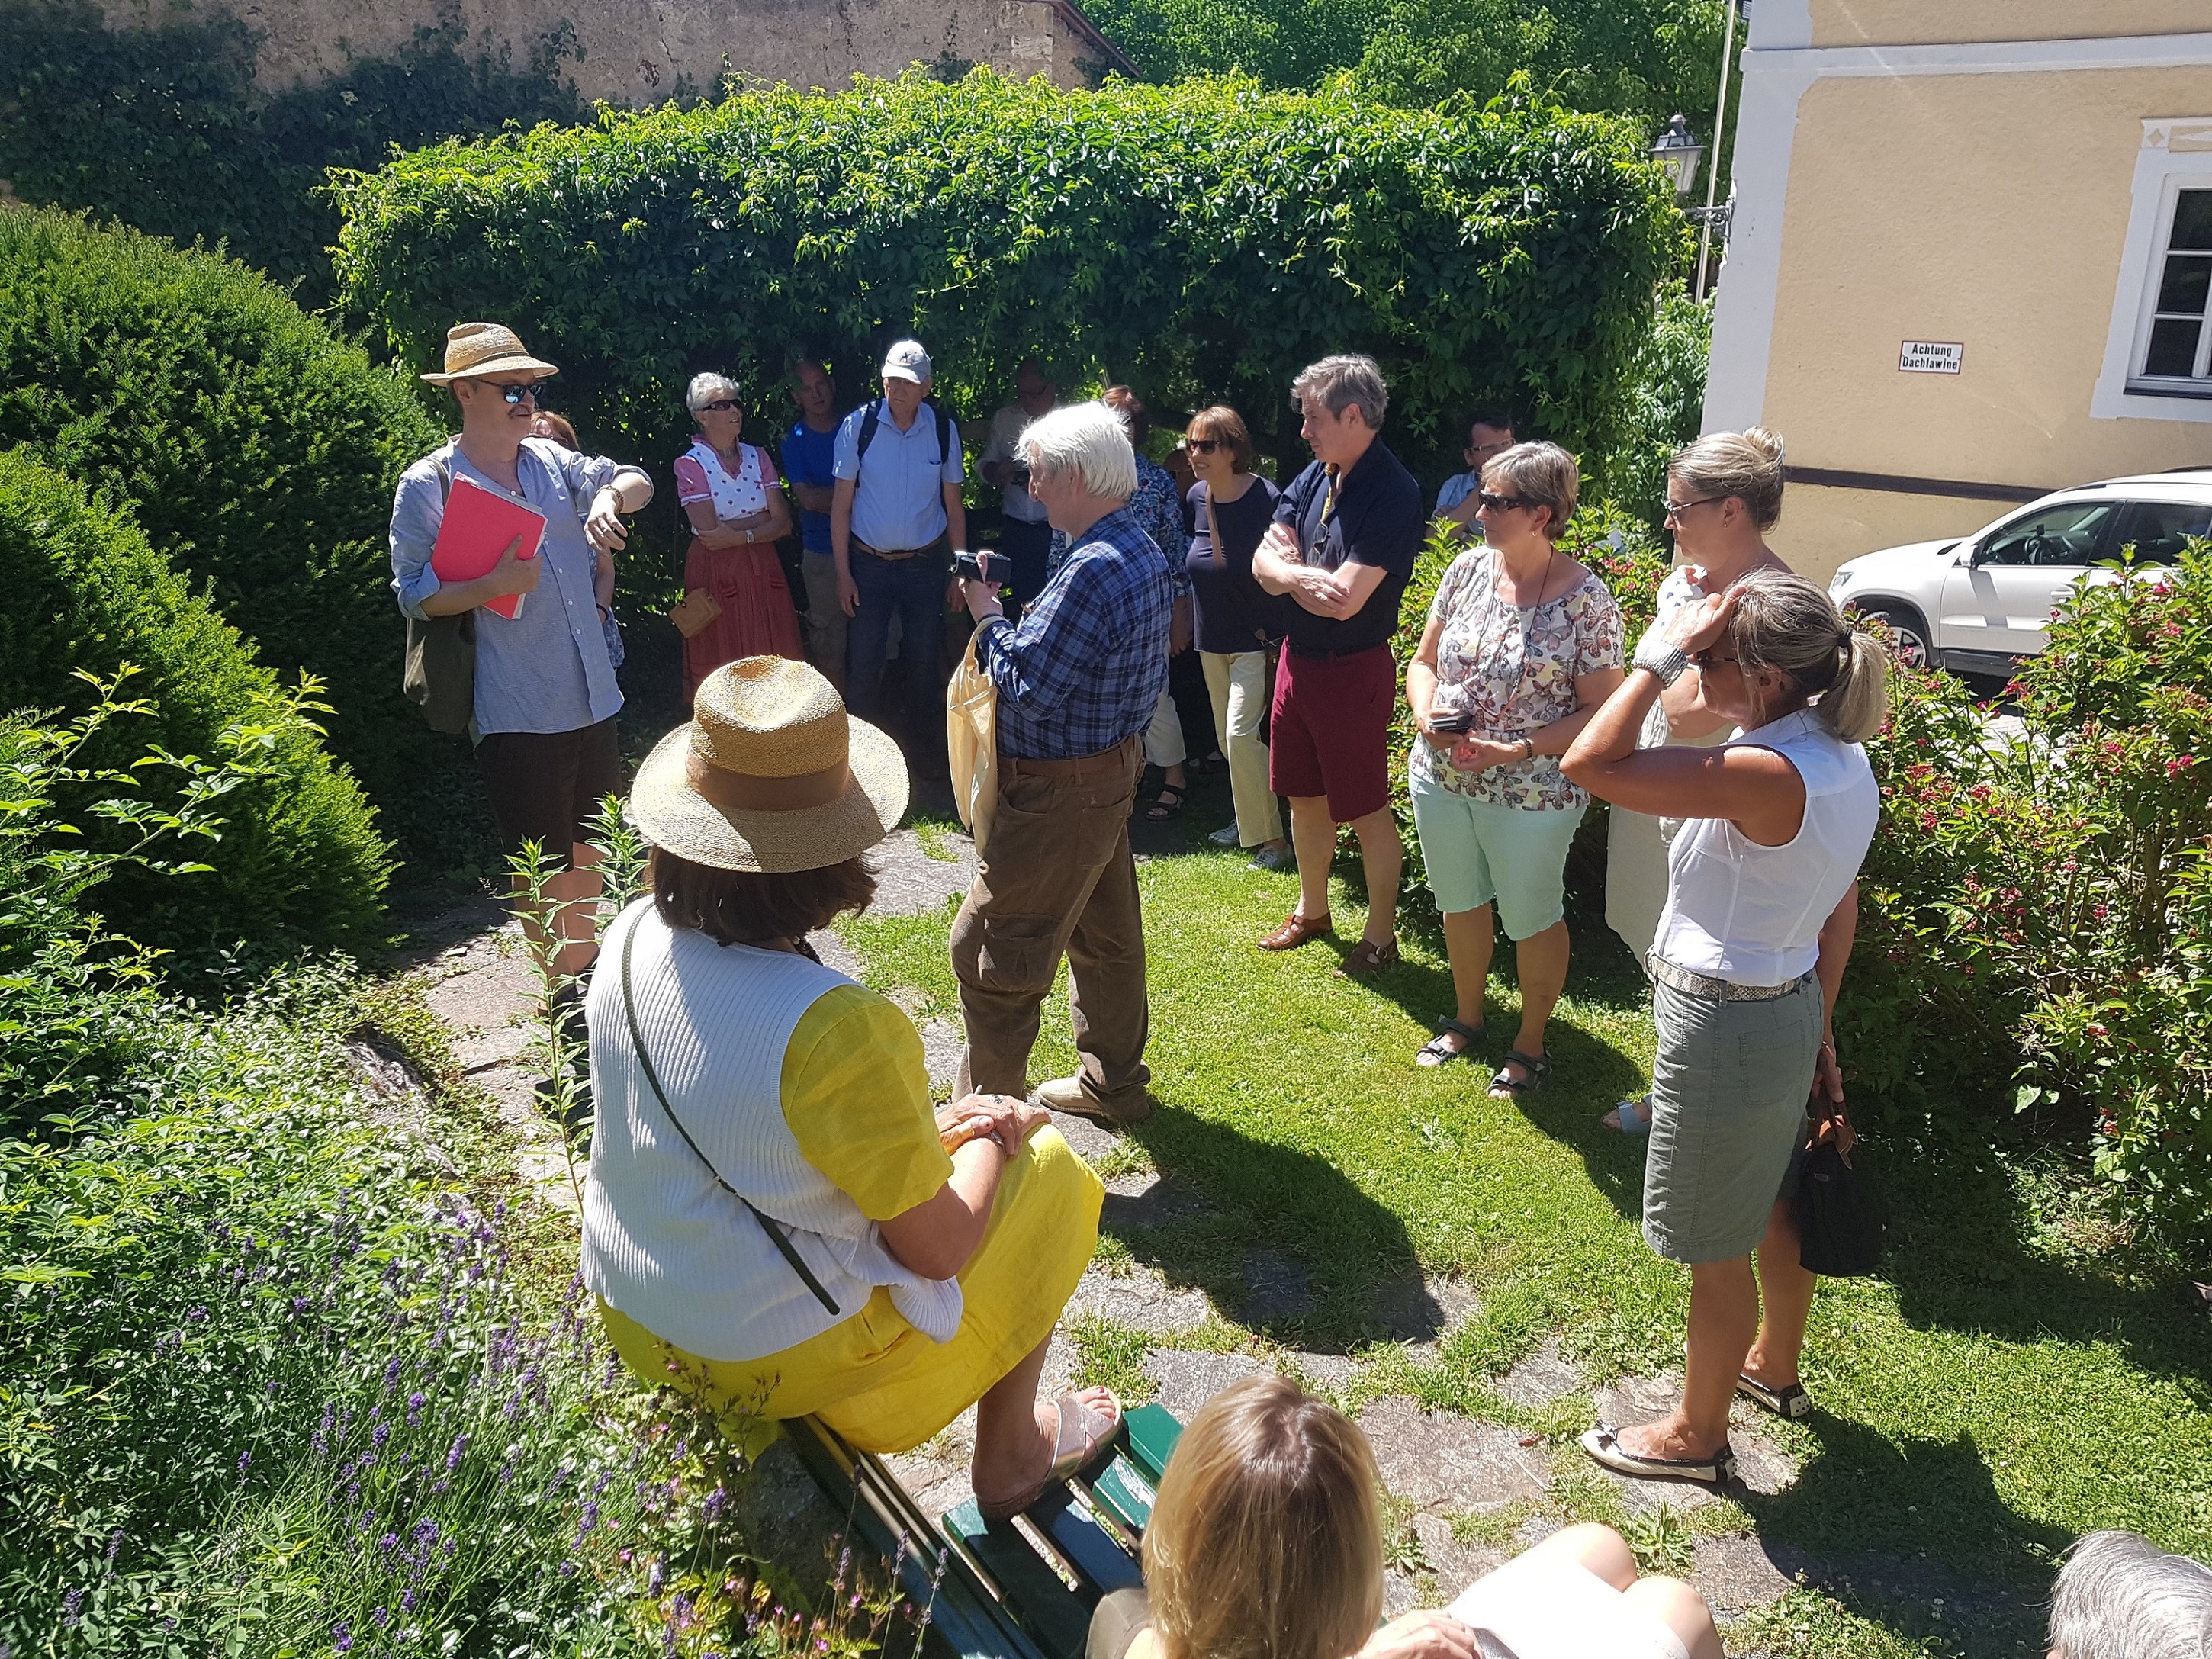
[1468,441,1512,459]
[493,381,545,406]
[1188,438,1223,455]
[1476,491,1538,513]
[1663,495,1721,518]
[696,399,741,414]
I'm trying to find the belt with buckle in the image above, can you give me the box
[854,536,940,562]
[1645,953,1813,1002]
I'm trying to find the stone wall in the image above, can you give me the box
[92,0,1130,101]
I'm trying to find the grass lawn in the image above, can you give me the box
[846,796,2212,1659]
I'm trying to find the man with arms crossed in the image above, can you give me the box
[951,402,1177,1127]
[1252,353,1426,976]
[389,322,653,988]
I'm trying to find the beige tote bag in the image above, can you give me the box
[945,631,1000,853]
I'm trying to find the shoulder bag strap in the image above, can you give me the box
[618,912,841,1317]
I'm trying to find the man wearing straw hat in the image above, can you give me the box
[389,321,654,988]
[951,401,1177,1127]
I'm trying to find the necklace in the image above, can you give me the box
[1453,548,1574,757]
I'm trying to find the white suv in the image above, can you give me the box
[1827,470,2212,675]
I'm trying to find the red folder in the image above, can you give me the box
[432,474,547,621]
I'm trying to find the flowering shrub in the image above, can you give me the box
[1840,543,2212,1249]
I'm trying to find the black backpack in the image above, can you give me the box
[855,397,956,468]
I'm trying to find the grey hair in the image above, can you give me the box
[1670,426,1787,530]
[2049,1531,2212,1659]
[1728,568,1890,744]
[686,372,740,415]
[1481,441,1580,539]
[1291,354,1388,430]
[1021,400,1137,503]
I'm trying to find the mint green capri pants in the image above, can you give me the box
[1408,773,1585,940]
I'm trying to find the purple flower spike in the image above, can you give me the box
[400,1590,417,1613]
[63,1588,85,1627]
[372,1609,389,1630]
[333,1622,353,1651]
[237,1451,252,1474]
[445,1434,468,1471]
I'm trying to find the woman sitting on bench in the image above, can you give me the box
[582,657,1119,1518]
[1089,1375,1720,1659]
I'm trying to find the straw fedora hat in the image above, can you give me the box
[632,658,908,873]
[420,321,560,384]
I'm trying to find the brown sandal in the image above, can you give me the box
[1258,910,1333,950]
[1334,937,1400,978]
[975,1391,1124,1522]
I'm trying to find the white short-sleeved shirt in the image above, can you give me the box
[831,400,966,551]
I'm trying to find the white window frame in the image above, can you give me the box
[2094,117,2212,425]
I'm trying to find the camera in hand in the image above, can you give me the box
[956,548,1012,587]
[1429,708,1474,735]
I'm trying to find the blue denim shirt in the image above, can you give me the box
[388,438,623,738]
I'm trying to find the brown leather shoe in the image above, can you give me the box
[1034,1073,1155,1126]
[1258,910,1333,951]
[1334,937,1400,977]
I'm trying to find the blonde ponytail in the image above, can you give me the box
[1728,569,1890,741]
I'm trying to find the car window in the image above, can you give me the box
[1976,502,2118,568]
[2114,500,2212,566]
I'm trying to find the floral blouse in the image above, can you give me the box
[1413,549,1625,810]
[1048,453,1191,597]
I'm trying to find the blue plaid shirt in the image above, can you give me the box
[1048,455,1191,599]
[978,506,1175,760]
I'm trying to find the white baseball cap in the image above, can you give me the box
[880,339,931,384]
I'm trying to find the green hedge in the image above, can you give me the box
[335,71,1682,495]
[0,207,484,873]
[0,449,389,960]
[0,2,584,298]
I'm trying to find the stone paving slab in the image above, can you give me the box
[1493,1338,1583,1408]
[1360,1395,1552,1513]
[1067,1260,1215,1338]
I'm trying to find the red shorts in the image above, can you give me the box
[1268,644,1396,822]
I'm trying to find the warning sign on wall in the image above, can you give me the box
[1899,341,1964,375]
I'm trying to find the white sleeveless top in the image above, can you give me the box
[579,902,963,1362]
[1650,707,1879,988]
[683,439,772,523]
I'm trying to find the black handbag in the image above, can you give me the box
[1796,1107,1886,1276]
[400,456,475,734]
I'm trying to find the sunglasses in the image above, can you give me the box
[491,381,545,406]
[1690,648,1741,669]
[1664,495,1721,517]
[696,399,741,414]
[1477,490,1539,513]
[1188,438,1225,455]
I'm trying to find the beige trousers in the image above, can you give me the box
[1141,686,1186,770]
[1201,650,1282,847]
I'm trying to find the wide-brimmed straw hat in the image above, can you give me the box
[632,658,908,873]
[420,321,559,384]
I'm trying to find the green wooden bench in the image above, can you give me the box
[785,1404,1185,1659]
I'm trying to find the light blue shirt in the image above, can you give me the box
[388,437,624,738]
[832,400,965,552]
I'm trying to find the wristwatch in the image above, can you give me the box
[1632,628,1690,687]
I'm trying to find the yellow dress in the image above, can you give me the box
[597,983,1103,1454]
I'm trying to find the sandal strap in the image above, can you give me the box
[1437,1018,1485,1043]
[1048,1391,1122,1478]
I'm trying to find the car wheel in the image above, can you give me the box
[1865,609,1932,671]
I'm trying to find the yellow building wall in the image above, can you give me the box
[1810,0,2212,48]
[1760,65,2212,578]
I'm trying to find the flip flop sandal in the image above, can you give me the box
[1143,788,1185,821]
[976,1391,1125,1522]
[1606,1095,1654,1136]
[1580,1425,1736,1487]
[1416,1018,1486,1068]
[1489,1050,1552,1098]
[1736,1373,1814,1419]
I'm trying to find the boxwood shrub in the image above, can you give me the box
[0,449,390,960]
[0,207,484,873]
[334,70,1682,498]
